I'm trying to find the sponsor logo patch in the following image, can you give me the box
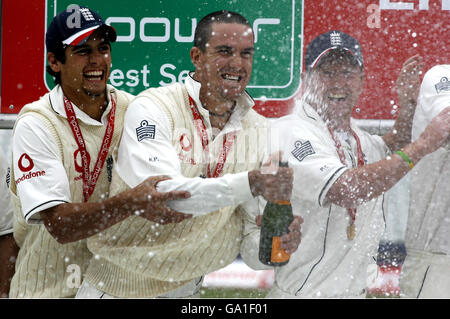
[15,153,46,184]
[435,77,450,94]
[18,153,34,172]
[136,120,156,142]
[291,140,315,162]
[180,134,192,152]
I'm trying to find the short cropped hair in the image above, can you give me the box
[46,46,67,85]
[194,10,253,52]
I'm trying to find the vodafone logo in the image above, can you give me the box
[73,149,91,173]
[180,134,192,152]
[15,153,45,185]
[18,153,34,172]
[73,149,91,181]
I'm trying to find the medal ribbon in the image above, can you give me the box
[327,127,365,237]
[64,95,116,202]
[188,95,236,178]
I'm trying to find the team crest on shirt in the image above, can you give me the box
[435,77,450,94]
[136,120,156,142]
[291,140,315,162]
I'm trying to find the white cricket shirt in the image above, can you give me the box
[407,64,450,254]
[0,148,13,236]
[115,75,255,215]
[12,85,115,223]
[241,101,389,297]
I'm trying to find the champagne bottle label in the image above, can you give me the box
[271,237,290,263]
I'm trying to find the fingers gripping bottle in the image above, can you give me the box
[259,162,294,266]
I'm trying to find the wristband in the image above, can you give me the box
[395,150,414,170]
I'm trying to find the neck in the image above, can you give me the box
[328,118,351,132]
[308,101,351,132]
[63,88,108,121]
[199,88,235,131]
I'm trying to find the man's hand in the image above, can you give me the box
[256,215,303,254]
[384,55,424,151]
[124,176,192,224]
[248,152,293,202]
[396,54,424,108]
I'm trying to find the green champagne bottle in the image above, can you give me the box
[258,162,294,266]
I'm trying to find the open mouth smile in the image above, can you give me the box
[328,93,348,102]
[221,73,243,82]
[83,70,105,81]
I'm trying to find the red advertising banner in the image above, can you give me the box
[1,1,449,120]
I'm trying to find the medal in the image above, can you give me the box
[328,127,364,241]
[347,222,356,240]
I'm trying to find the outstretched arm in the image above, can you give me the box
[327,106,450,208]
[383,55,424,151]
[41,176,191,244]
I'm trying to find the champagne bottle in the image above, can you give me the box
[258,162,294,266]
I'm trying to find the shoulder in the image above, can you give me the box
[242,109,269,129]
[136,83,185,100]
[272,113,327,142]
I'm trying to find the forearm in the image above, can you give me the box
[0,234,19,298]
[41,192,134,244]
[383,101,416,151]
[157,172,253,215]
[327,139,427,208]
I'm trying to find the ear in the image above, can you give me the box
[47,52,61,73]
[190,47,202,69]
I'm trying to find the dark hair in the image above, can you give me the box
[46,45,67,85]
[46,37,113,85]
[194,10,252,52]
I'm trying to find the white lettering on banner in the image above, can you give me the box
[140,18,170,42]
[380,0,450,10]
[174,18,196,42]
[110,63,189,88]
[367,4,381,28]
[105,17,135,42]
[110,65,151,88]
[106,16,282,43]
[159,63,189,86]
[253,18,280,43]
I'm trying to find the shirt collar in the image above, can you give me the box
[49,84,115,126]
[184,72,255,137]
[295,100,359,133]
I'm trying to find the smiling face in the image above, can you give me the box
[191,22,254,108]
[48,32,112,102]
[304,51,364,130]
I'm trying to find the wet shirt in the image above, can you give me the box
[115,75,257,215]
[241,101,389,297]
[407,64,450,254]
[12,85,116,223]
[0,148,13,235]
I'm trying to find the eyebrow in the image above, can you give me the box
[214,45,255,52]
[71,41,110,52]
